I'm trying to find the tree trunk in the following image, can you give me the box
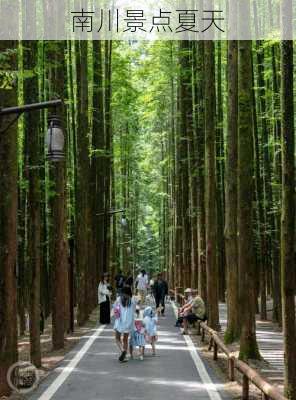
[47,40,69,348]
[75,40,90,325]
[0,40,18,396]
[24,39,42,366]
[179,40,192,288]
[216,41,226,303]
[238,38,260,360]
[204,40,219,330]
[195,41,207,303]
[92,40,105,285]
[224,40,240,343]
[280,36,296,400]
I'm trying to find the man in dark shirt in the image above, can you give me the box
[153,273,168,316]
[125,270,134,287]
[114,270,125,296]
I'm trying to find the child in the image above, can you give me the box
[134,295,141,318]
[129,319,146,361]
[143,306,158,356]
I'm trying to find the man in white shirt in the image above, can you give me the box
[135,269,148,305]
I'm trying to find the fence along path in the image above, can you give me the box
[219,303,284,385]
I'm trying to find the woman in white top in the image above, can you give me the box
[98,272,111,324]
[136,269,148,305]
[113,285,136,362]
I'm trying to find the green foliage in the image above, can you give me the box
[112,41,174,275]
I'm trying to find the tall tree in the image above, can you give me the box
[47,40,69,348]
[23,39,42,366]
[91,41,105,286]
[0,40,18,395]
[280,1,296,395]
[238,1,260,360]
[179,40,192,288]
[195,41,207,303]
[75,40,90,325]
[224,39,240,343]
[204,40,219,330]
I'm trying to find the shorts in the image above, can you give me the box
[184,313,207,323]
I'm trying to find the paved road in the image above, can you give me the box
[29,304,230,400]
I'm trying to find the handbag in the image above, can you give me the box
[114,303,121,319]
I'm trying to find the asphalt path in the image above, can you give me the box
[28,303,231,400]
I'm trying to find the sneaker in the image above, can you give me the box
[119,351,127,362]
[139,355,144,361]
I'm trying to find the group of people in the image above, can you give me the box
[114,269,169,315]
[97,270,205,363]
[97,269,168,363]
[113,285,158,362]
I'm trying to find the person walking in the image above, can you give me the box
[125,270,134,288]
[143,306,158,356]
[129,319,146,361]
[153,273,168,316]
[114,269,125,296]
[98,273,112,324]
[113,285,135,363]
[135,269,148,305]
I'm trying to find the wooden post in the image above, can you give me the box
[242,375,249,400]
[213,341,218,360]
[208,337,213,350]
[228,358,235,381]
[197,322,201,335]
[201,328,205,342]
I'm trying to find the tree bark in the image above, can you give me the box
[47,40,69,349]
[280,37,296,400]
[0,40,18,396]
[24,39,42,366]
[75,40,90,325]
[224,40,240,343]
[238,39,260,360]
[204,40,219,330]
[195,41,207,303]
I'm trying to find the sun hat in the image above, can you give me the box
[143,306,154,318]
[184,288,192,293]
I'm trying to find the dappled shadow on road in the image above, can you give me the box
[219,302,284,388]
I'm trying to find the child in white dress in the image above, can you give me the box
[143,306,158,356]
[129,319,146,360]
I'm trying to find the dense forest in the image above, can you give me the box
[0,6,295,400]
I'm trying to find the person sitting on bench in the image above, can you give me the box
[179,290,207,335]
[175,288,193,327]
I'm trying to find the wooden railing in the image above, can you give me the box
[170,288,287,400]
[169,288,185,306]
[199,322,287,400]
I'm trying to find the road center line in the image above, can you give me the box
[37,324,106,400]
[171,302,223,400]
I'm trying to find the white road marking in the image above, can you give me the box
[37,325,106,400]
[171,302,223,400]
